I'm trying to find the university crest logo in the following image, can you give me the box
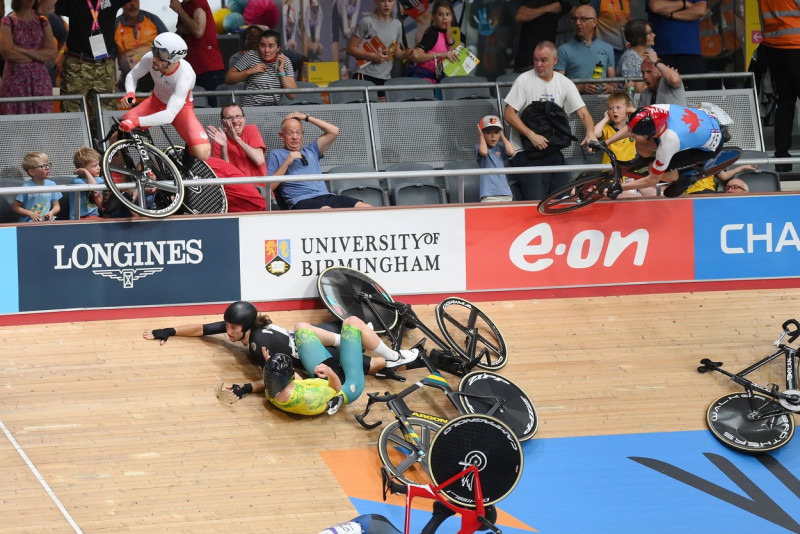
[265,239,291,276]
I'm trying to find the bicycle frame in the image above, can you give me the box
[699,319,800,407]
[356,344,506,428]
[355,290,488,376]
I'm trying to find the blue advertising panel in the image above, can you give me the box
[0,227,19,314]
[17,219,241,312]
[694,195,800,280]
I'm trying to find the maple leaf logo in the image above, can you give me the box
[682,109,701,133]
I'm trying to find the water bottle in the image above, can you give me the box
[592,61,603,91]
[318,521,363,534]
[625,79,635,98]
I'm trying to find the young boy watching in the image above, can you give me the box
[13,152,61,223]
[476,115,515,203]
[71,147,105,220]
[594,91,656,198]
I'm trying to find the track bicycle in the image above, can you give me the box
[95,120,226,218]
[326,415,523,533]
[537,140,743,215]
[698,319,800,453]
[354,338,536,485]
[317,266,508,375]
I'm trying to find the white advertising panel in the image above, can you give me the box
[239,208,467,301]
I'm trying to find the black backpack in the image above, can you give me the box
[519,101,578,159]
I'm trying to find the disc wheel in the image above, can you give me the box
[537,172,612,215]
[317,266,398,334]
[164,146,227,214]
[378,417,441,485]
[435,298,507,370]
[102,139,184,218]
[706,392,795,453]
[458,371,538,441]
[428,414,523,507]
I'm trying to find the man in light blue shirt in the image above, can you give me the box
[555,4,616,95]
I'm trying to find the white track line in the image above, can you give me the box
[0,418,83,534]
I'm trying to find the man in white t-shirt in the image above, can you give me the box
[504,41,597,201]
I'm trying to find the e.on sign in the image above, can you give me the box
[464,201,695,290]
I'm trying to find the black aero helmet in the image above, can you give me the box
[264,353,294,398]
[627,106,666,138]
[224,301,258,337]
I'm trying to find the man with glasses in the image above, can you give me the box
[119,32,211,169]
[206,104,268,179]
[555,4,617,94]
[723,178,749,194]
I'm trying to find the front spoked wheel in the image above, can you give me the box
[706,392,795,453]
[458,371,538,441]
[102,139,184,218]
[538,172,612,215]
[378,417,441,485]
[435,298,507,370]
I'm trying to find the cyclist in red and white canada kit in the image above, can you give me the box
[119,32,211,166]
[603,104,731,198]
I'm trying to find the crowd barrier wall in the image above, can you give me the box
[1,193,798,317]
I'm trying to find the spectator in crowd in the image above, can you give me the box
[207,104,267,179]
[406,0,458,83]
[204,156,268,212]
[513,0,567,73]
[757,0,800,172]
[171,0,225,104]
[591,0,631,63]
[70,146,105,220]
[37,0,66,87]
[346,0,410,89]
[647,0,707,90]
[267,111,371,209]
[685,164,756,194]
[593,90,657,197]
[12,151,61,223]
[229,24,263,69]
[0,0,58,114]
[114,0,168,92]
[504,41,597,200]
[56,0,129,117]
[722,176,749,194]
[226,29,297,106]
[475,114,515,203]
[638,49,686,106]
[555,4,617,95]
[617,19,656,94]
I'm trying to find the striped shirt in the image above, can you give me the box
[233,50,295,106]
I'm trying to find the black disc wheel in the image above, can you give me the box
[458,371,538,441]
[706,392,795,453]
[428,414,523,507]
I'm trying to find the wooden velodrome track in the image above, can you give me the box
[1,286,799,533]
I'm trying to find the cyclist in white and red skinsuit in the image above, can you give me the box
[118,32,211,165]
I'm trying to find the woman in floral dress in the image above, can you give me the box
[0,0,57,114]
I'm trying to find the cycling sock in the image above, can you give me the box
[332,333,341,348]
[371,341,398,361]
[181,150,198,173]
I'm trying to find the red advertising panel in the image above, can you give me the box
[465,201,695,290]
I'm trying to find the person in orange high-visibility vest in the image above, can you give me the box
[758,0,800,172]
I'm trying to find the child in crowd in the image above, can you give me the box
[406,0,458,83]
[685,164,757,195]
[594,91,656,198]
[12,152,61,223]
[346,0,409,91]
[476,115,514,202]
[71,147,105,220]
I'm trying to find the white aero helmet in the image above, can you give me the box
[151,32,188,65]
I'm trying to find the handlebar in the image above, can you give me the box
[780,319,800,345]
